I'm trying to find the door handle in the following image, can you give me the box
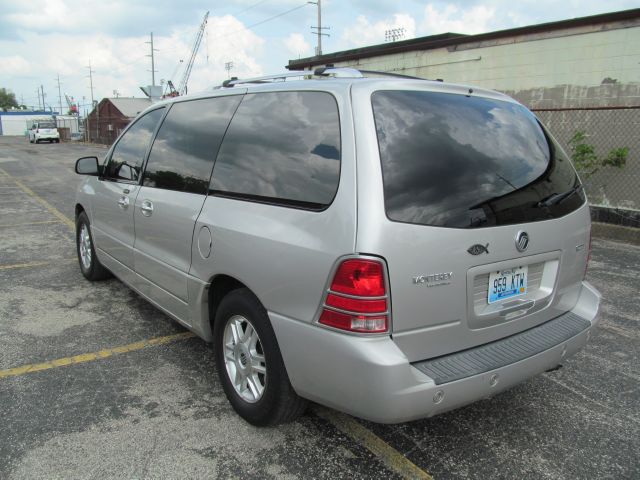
[140,200,154,217]
[117,196,129,209]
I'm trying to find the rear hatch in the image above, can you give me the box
[355,85,590,362]
[38,122,57,135]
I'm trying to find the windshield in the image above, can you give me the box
[372,90,585,228]
[39,122,56,129]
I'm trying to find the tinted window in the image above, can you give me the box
[38,122,56,129]
[143,96,242,194]
[372,91,584,228]
[210,91,341,209]
[104,108,164,182]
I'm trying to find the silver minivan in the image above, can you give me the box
[74,68,601,426]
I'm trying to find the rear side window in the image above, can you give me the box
[105,108,164,182]
[143,95,242,194]
[372,90,584,228]
[210,91,341,209]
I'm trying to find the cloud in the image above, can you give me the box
[284,33,312,58]
[0,55,31,75]
[0,12,265,105]
[421,4,496,35]
[0,0,215,37]
[340,13,416,49]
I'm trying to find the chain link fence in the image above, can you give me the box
[22,117,84,141]
[533,107,640,214]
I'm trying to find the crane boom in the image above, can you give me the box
[178,11,209,96]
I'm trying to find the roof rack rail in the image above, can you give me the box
[220,66,441,88]
[222,72,312,88]
[358,70,426,80]
[313,67,364,78]
[221,67,365,88]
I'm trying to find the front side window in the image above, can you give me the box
[143,95,242,194]
[372,90,584,228]
[210,91,341,209]
[104,108,164,182]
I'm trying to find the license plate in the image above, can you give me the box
[488,266,528,304]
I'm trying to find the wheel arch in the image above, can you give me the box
[75,203,85,221]
[207,274,252,340]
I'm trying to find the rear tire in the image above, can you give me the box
[213,288,307,426]
[76,211,111,281]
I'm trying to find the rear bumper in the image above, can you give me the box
[271,281,601,424]
[35,133,59,140]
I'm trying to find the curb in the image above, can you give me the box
[591,222,640,246]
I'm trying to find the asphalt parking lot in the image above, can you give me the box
[0,135,638,479]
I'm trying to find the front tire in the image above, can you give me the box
[214,288,307,426]
[76,211,111,281]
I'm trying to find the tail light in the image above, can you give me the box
[319,258,389,333]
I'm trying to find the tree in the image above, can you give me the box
[568,130,628,179]
[0,88,19,110]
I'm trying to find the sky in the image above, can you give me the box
[0,0,638,113]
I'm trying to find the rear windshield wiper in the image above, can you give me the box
[537,184,583,208]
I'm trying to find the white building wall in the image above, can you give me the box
[0,114,53,136]
[323,21,640,107]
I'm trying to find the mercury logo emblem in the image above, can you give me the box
[515,231,529,252]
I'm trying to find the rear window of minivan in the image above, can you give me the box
[372,90,585,228]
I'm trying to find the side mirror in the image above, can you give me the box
[75,156,100,176]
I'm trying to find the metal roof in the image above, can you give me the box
[287,8,640,71]
[107,97,152,118]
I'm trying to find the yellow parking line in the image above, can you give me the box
[0,220,62,228]
[313,406,433,480]
[0,167,75,230]
[0,259,75,270]
[0,172,431,480]
[0,332,196,379]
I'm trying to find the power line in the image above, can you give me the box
[233,0,271,17]
[242,3,308,32]
[208,2,309,46]
[160,3,308,56]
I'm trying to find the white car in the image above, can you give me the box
[29,121,60,143]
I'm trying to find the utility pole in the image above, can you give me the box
[224,61,234,79]
[309,0,329,56]
[87,61,97,141]
[146,32,158,86]
[41,85,46,111]
[55,74,63,115]
[36,89,41,110]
